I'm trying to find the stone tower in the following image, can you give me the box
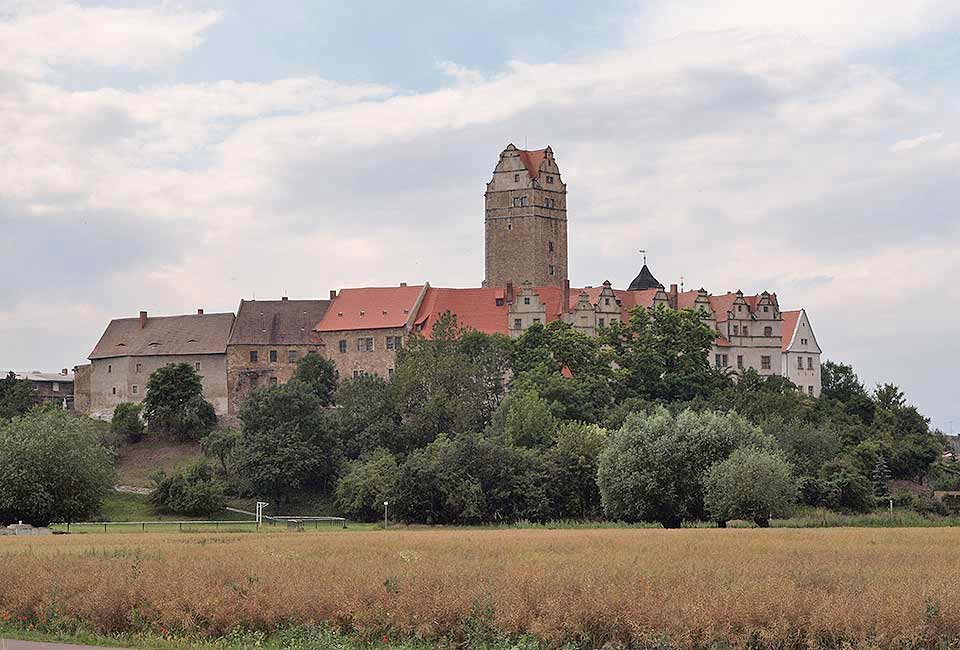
[483,144,568,288]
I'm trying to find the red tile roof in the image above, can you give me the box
[316,286,425,332]
[715,336,733,347]
[518,149,547,180]
[709,293,738,322]
[781,310,801,351]
[676,290,705,310]
[414,287,510,336]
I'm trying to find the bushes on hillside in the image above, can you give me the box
[0,410,114,525]
[111,402,144,443]
[150,463,226,516]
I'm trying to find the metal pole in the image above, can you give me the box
[383,501,389,529]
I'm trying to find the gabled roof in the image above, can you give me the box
[709,293,738,322]
[781,310,801,351]
[518,148,547,180]
[13,371,73,383]
[627,264,663,291]
[89,313,235,360]
[229,299,330,346]
[317,285,425,332]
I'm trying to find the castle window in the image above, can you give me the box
[524,297,530,305]
[737,355,744,369]
[269,350,278,363]
[732,325,739,335]
[598,318,605,328]
[807,356,813,369]
[548,265,555,276]
[547,176,554,184]
[761,356,771,370]
[386,336,402,351]
[353,370,365,378]
[52,383,59,393]
[112,387,116,395]
[288,350,299,363]
[742,326,749,336]
[549,241,554,252]
[496,298,504,306]
[514,173,519,182]
[533,318,541,324]
[107,364,112,374]
[604,298,610,306]
[763,306,769,312]
[764,326,772,337]
[808,385,814,396]
[514,318,522,329]
[132,385,138,395]
[195,361,201,371]
[357,337,374,352]
[250,350,258,363]
[797,357,803,369]
[388,368,394,379]
[136,363,142,373]
[270,377,278,387]
[507,223,512,230]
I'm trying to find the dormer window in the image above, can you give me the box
[524,297,531,305]
[496,298,504,307]
[763,306,769,313]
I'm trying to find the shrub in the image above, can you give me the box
[0,410,114,525]
[200,428,241,477]
[597,408,773,526]
[150,463,226,517]
[703,448,797,527]
[111,402,144,443]
[335,448,399,521]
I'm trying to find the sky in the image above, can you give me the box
[1,1,958,432]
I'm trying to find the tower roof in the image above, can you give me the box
[518,148,547,180]
[627,264,663,291]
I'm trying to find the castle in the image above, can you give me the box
[75,144,822,419]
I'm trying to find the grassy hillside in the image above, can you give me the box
[114,437,203,487]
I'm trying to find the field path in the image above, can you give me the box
[1,640,127,650]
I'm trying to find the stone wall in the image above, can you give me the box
[73,363,91,414]
[317,327,405,381]
[226,343,324,415]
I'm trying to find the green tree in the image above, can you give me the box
[111,402,145,444]
[597,408,772,526]
[0,371,35,420]
[0,410,114,525]
[544,421,608,519]
[819,456,875,513]
[820,361,875,424]
[294,352,338,405]
[703,448,797,527]
[872,455,891,497]
[505,390,558,448]
[234,382,340,506]
[150,462,226,516]
[599,305,724,402]
[200,428,241,477]
[329,374,401,458]
[142,363,217,440]
[334,448,399,521]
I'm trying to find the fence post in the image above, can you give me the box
[104,523,107,533]
[142,522,145,532]
[179,522,183,532]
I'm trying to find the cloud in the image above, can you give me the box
[891,131,944,151]
[2,1,959,429]
[0,2,221,80]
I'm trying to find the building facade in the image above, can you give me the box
[84,310,234,418]
[11,370,74,409]
[484,145,568,288]
[225,297,330,415]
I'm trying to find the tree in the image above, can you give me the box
[0,410,114,525]
[505,391,558,448]
[820,361,875,424]
[335,448,399,521]
[200,428,241,477]
[111,402,145,444]
[599,305,724,403]
[329,374,401,458]
[142,363,217,440]
[872,456,891,497]
[544,421,608,519]
[234,382,340,506]
[703,448,797,527]
[294,353,338,405]
[597,408,772,526]
[819,456,875,513]
[150,463,226,516]
[0,372,35,420]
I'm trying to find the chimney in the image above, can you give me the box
[197,308,204,315]
[61,368,68,376]
[329,290,337,300]
[506,281,514,304]
[669,284,678,309]
[400,282,407,287]
[139,311,147,328]
[281,296,288,301]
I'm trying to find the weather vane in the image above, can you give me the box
[639,249,647,265]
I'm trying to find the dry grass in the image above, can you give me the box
[1,528,958,648]
[114,439,202,487]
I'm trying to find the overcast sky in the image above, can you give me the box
[2,1,958,432]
